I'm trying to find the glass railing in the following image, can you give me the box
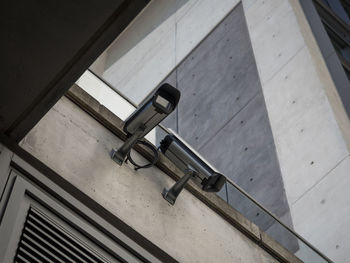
[75,69,332,263]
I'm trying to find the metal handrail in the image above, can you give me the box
[85,68,332,262]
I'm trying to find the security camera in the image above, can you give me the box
[159,133,226,205]
[111,84,180,165]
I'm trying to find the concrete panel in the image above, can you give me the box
[291,156,350,263]
[176,4,260,150]
[197,93,290,229]
[175,0,240,64]
[262,47,348,203]
[21,97,279,263]
[199,94,274,180]
[245,0,292,30]
[248,0,305,84]
[101,0,182,103]
[103,20,176,104]
[176,3,248,81]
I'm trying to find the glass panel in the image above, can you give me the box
[224,182,328,262]
[76,70,136,121]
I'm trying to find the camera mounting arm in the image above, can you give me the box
[110,126,146,165]
[162,167,198,205]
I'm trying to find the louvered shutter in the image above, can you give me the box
[15,207,114,263]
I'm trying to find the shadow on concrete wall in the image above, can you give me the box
[90,0,189,75]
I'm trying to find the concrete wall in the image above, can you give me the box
[242,0,350,261]
[20,96,281,263]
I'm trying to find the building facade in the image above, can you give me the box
[1,0,349,262]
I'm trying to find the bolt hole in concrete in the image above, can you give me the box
[256,213,260,217]
[244,147,248,151]
[310,161,314,165]
[236,97,240,101]
[320,199,326,204]
[250,178,253,182]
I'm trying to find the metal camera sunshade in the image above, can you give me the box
[111,83,180,166]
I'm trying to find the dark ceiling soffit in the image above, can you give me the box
[6,0,150,142]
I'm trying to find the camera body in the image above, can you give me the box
[124,84,180,137]
[111,84,180,165]
[160,134,226,193]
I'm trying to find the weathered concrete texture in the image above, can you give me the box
[262,46,348,204]
[176,4,260,151]
[21,97,282,263]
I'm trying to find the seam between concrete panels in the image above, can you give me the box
[197,90,260,151]
[292,153,350,206]
[150,1,243,97]
[260,45,305,87]
[242,1,304,87]
[244,0,294,32]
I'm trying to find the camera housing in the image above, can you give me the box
[160,133,226,204]
[111,84,180,165]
